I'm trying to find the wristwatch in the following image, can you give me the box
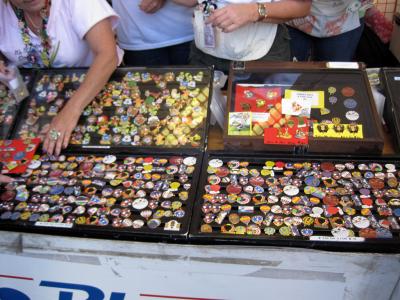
[257,2,268,21]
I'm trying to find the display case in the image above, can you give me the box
[0,69,35,139]
[190,151,400,252]
[3,66,214,241]
[381,68,400,152]
[12,67,213,152]
[12,68,87,141]
[224,62,384,154]
[0,152,203,241]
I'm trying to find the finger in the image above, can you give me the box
[222,23,238,33]
[219,19,234,31]
[46,137,57,156]
[63,130,72,149]
[0,175,14,183]
[54,132,65,156]
[210,10,231,26]
[42,133,50,153]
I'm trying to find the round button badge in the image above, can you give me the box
[183,157,197,166]
[345,111,359,121]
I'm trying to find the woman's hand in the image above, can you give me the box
[41,18,118,156]
[139,0,165,14]
[206,3,259,33]
[0,174,14,184]
[42,102,81,156]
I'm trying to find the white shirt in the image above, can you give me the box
[193,0,277,61]
[0,0,123,67]
[112,0,194,51]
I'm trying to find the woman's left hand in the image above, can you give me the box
[206,3,259,33]
[0,174,14,184]
[42,102,81,156]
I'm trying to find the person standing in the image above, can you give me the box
[173,0,311,74]
[287,0,373,61]
[0,0,123,156]
[112,0,194,66]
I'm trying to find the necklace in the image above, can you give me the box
[24,11,43,33]
[14,0,56,68]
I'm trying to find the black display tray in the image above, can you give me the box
[0,150,203,242]
[11,68,87,141]
[0,69,35,140]
[11,66,213,154]
[69,66,213,153]
[381,68,400,152]
[189,151,400,253]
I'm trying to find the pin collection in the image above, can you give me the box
[0,154,198,233]
[197,157,400,240]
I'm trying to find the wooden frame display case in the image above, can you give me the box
[224,62,384,154]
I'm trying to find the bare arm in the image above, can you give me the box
[43,18,118,156]
[207,0,311,33]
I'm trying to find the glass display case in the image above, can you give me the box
[224,62,384,154]
[190,152,400,252]
[12,67,213,152]
[0,152,202,241]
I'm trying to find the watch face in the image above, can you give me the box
[258,3,266,18]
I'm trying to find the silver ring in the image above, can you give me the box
[49,129,61,141]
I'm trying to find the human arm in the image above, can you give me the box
[207,0,311,33]
[42,18,118,156]
[139,0,166,13]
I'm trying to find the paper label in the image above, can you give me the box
[204,22,216,48]
[82,145,111,149]
[310,236,365,242]
[252,112,269,122]
[35,222,73,229]
[326,62,359,69]
[313,123,363,139]
[284,90,324,109]
[281,98,311,117]
[394,76,400,81]
[8,77,20,90]
[228,112,252,136]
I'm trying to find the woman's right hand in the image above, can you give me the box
[206,3,259,33]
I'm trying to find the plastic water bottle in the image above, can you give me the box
[0,63,29,103]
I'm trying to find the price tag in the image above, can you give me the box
[310,236,365,242]
[326,62,359,69]
[35,222,73,229]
